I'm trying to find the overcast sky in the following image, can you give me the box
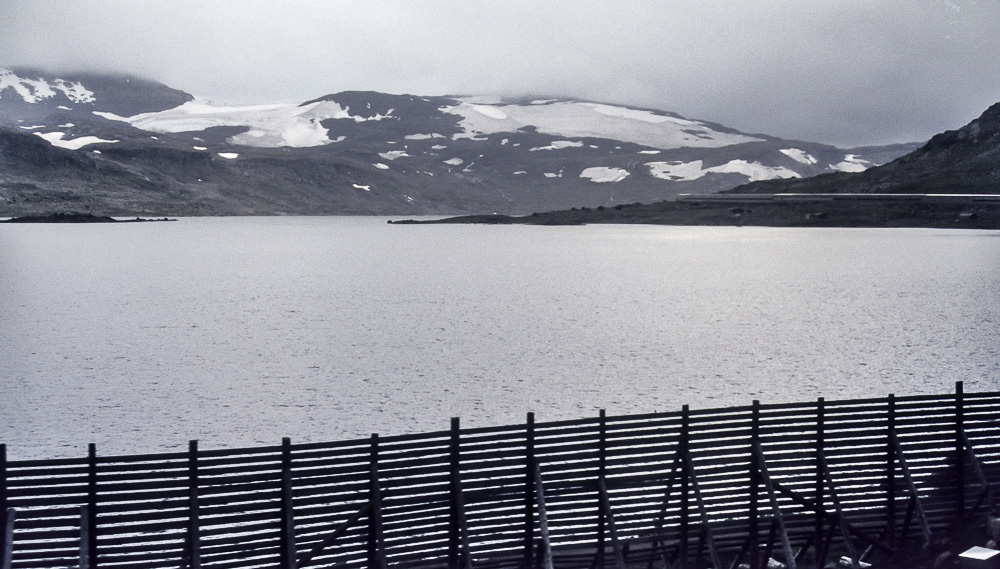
[2,0,998,147]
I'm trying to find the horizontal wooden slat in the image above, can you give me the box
[3,387,997,569]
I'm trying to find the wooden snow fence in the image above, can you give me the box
[2,382,998,569]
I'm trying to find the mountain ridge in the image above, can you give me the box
[728,101,1000,195]
[1,68,921,216]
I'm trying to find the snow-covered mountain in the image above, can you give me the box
[0,68,920,216]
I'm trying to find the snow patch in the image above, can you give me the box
[217,152,239,159]
[58,105,72,111]
[530,140,584,151]
[441,99,761,149]
[710,160,801,181]
[431,144,447,150]
[97,99,389,148]
[379,150,409,161]
[404,133,444,140]
[193,146,207,151]
[830,154,871,173]
[470,104,508,120]
[373,163,390,169]
[18,125,44,130]
[646,161,708,181]
[35,131,118,150]
[53,79,96,103]
[0,69,95,104]
[353,183,372,191]
[513,171,527,175]
[780,148,818,165]
[580,167,629,183]
[638,150,661,155]
[443,157,464,165]
[647,159,801,182]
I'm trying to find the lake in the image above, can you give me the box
[2,217,999,460]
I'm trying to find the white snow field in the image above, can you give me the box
[831,154,871,172]
[378,150,409,161]
[441,99,763,149]
[779,148,819,165]
[647,159,801,182]
[34,131,118,150]
[530,140,585,151]
[95,99,391,148]
[579,167,630,183]
[0,69,95,104]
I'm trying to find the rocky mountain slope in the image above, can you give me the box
[0,68,919,216]
[730,101,1000,195]
[414,100,1000,229]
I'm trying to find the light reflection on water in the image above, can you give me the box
[1,217,999,459]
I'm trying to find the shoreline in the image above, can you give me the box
[390,194,1000,229]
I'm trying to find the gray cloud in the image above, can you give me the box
[2,0,998,147]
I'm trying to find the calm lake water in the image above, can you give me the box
[2,217,999,460]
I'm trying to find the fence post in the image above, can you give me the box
[680,405,690,568]
[87,444,98,569]
[187,440,200,569]
[3,507,14,569]
[597,409,606,569]
[815,398,825,569]
[368,434,386,569]
[523,412,535,569]
[79,505,91,569]
[886,394,896,547]
[750,401,760,569]
[956,381,965,521]
[0,444,6,565]
[280,437,297,569]
[449,418,461,569]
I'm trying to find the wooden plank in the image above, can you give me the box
[534,462,554,569]
[4,456,89,469]
[296,502,370,567]
[597,478,625,569]
[4,483,90,498]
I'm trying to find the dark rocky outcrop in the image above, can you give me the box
[732,102,1000,195]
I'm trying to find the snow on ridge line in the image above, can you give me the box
[580,167,629,183]
[647,159,800,182]
[0,68,96,104]
[441,99,763,150]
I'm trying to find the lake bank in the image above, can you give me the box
[392,193,1000,229]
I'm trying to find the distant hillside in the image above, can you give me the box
[730,101,1000,195]
[1,68,919,216]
